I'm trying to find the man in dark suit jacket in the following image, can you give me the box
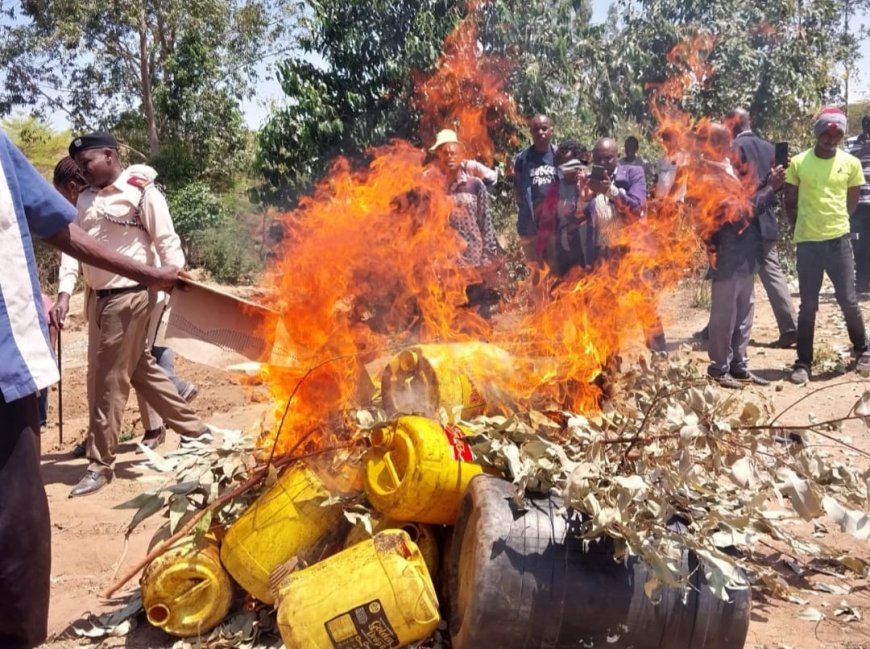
[728,108,797,348]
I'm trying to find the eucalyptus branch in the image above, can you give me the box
[101,443,352,599]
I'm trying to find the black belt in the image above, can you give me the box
[95,285,147,299]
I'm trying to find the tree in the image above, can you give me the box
[257,0,464,205]
[613,0,870,139]
[0,0,300,186]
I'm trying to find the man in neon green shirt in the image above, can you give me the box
[784,107,869,385]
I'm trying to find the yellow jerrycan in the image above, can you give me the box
[276,529,440,649]
[364,416,482,525]
[381,343,488,422]
[140,536,232,637]
[220,461,347,604]
[344,517,440,579]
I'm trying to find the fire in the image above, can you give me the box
[414,2,520,163]
[259,22,761,454]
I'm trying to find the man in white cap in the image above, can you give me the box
[425,129,499,313]
[784,107,869,384]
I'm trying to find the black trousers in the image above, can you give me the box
[0,392,50,648]
[850,204,870,291]
[796,235,868,369]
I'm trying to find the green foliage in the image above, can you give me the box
[2,114,70,176]
[167,181,228,254]
[257,0,464,205]
[0,0,298,190]
[193,221,262,285]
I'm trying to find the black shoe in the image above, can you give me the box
[69,470,112,497]
[692,326,710,342]
[139,426,166,451]
[708,372,742,389]
[72,441,87,458]
[647,333,668,353]
[770,331,797,348]
[730,369,770,386]
[180,426,213,447]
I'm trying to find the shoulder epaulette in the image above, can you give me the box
[127,175,152,189]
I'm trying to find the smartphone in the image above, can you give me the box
[774,142,789,168]
[590,165,607,181]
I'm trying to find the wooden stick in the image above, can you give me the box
[57,328,63,445]
[100,443,351,599]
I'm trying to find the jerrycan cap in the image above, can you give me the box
[369,423,395,448]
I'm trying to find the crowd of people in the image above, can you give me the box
[1,104,870,646]
[426,108,870,388]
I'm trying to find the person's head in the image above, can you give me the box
[555,139,587,181]
[707,123,732,160]
[863,114,870,136]
[529,114,553,151]
[724,108,751,137]
[813,107,847,157]
[52,156,86,205]
[429,129,461,174]
[624,136,639,159]
[592,137,619,174]
[659,126,680,157]
[68,132,122,189]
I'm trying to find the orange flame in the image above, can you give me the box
[259,27,762,453]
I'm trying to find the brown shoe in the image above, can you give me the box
[139,426,166,451]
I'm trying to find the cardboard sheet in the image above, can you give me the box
[161,279,279,369]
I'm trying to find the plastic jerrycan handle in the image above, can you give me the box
[368,425,416,494]
[405,564,440,625]
[147,563,215,621]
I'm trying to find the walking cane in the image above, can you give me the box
[57,327,63,446]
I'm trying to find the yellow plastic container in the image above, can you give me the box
[140,537,232,637]
[344,517,440,579]
[364,416,483,525]
[220,462,346,604]
[276,529,440,649]
[381,343,488,422]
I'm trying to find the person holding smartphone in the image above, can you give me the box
[584,137,667,351]
[727,108,798,348]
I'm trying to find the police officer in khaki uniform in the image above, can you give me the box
[52,132,209,497]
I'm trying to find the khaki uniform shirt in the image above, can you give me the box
[58,167,184,295]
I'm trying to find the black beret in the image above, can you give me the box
[68,132,119,157]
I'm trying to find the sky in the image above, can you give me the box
[239,0,870,129]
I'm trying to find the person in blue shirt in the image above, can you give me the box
[513,114,558,266]
[0,129,180,649]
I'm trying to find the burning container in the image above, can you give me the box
[275,529,440,649]
[140,536,233,638]
[381,343,506,421]
[447,475,751,649]
[364,416,482,525]
[220,462,347,604]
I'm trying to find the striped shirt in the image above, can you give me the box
[0,130,76,402]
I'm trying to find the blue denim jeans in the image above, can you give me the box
[795,235,868,369]
[152,346,188,395]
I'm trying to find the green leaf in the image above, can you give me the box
[126,494,165,534]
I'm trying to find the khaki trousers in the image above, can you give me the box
[86,289,203,476]
[138,294,168,431]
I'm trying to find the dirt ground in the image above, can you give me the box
[38,281,870,649]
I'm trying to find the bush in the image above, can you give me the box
[193,222,262,285]
[168,182,228,259]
